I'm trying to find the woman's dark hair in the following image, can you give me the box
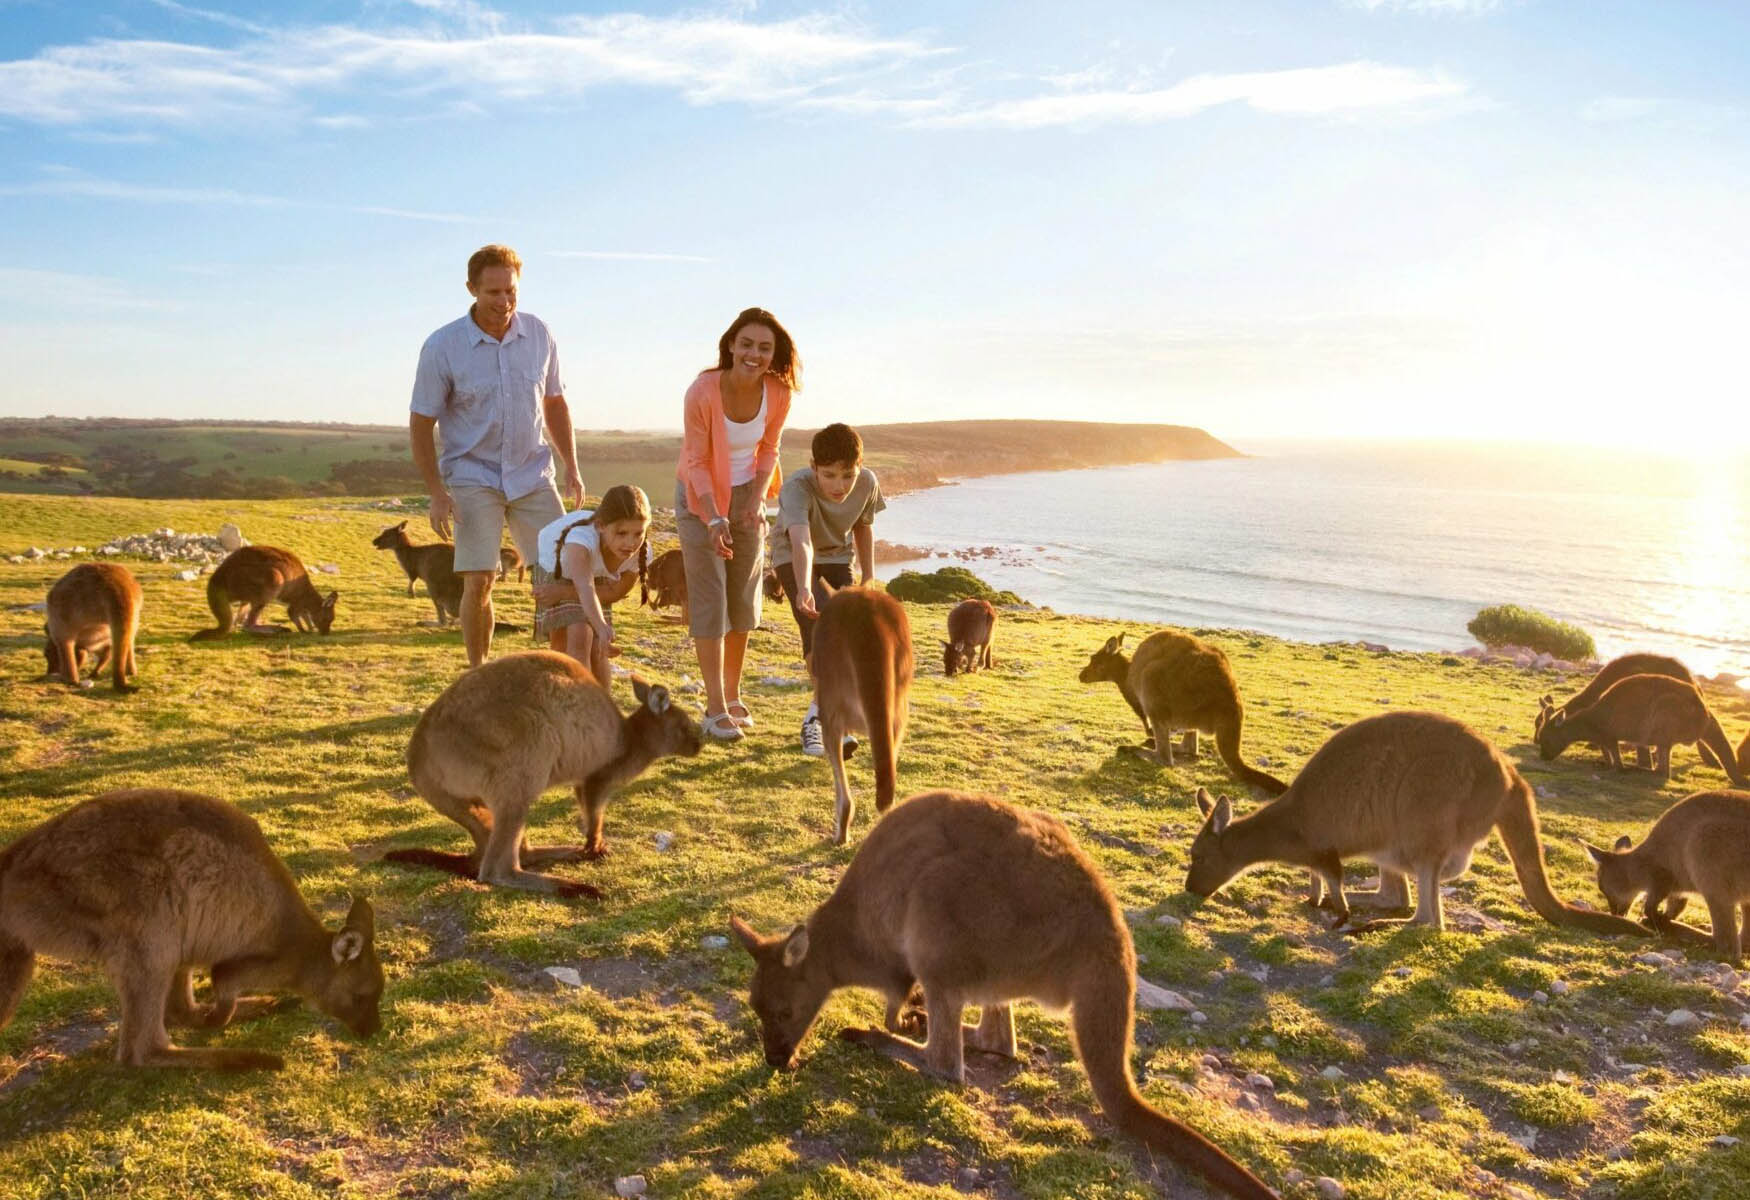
[715,307,802,391]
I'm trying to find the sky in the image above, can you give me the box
[2,0,1748,448]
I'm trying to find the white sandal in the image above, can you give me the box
[703,711,744,741]
[726,700,755,729]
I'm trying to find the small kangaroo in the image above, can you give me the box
[372,521,464,623]
[1080,631,1287,795]
[940,598,996,676]
[1536,674,1748,786]
[191,545,337,639]
[1585,790,1750,964]
[731,790,1278,1200]
[497,544,524,582]
[809,585,914,845]
[42,562,142,692]
[1535,653,1719,770]
[386,652,702,896]
[643,548,688,622]
[0,788,382,1070]
[1185,711,1652,937]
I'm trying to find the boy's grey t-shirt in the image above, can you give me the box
[769,466,885,567]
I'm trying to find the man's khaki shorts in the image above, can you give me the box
[450,483,564,574]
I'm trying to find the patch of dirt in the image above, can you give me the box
[573,957,657,1000]
[0,1014,111,1099]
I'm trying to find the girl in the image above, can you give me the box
[675,307,799,741]
[532,484,651,686]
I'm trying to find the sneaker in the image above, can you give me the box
[800,715,825,757]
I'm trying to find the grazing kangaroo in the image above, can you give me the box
[1185,711,1651,938]
[1535,653,1720,770]
[42,562,142,692]
[810,585,913,845]
[731,790,1278,1200]
[1585,790,1750,964]
[643,548,688,622]
[191,545,337,639]
[1080,631,1287,795]
[498,544,523,582]
[386,652,702,896]
[0,788,382,1070]
[1536,674,1748,786]
[941,598,996,676]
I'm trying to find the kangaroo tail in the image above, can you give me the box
[189,576,232,641]
[140,1045,286,1071]
[1072,965,1276,1199]
[1495,770,1648,936]
[108,595,138,690]
[492,621,522,635]
[1215,722,1288,796]
[381,848,479,879]
[0,932,35,1031]
[859,652,899,814]
[1698,741,1723,769]
[1700,714,1749,787]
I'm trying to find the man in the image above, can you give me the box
[410,244,584,667]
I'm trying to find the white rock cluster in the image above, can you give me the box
[6,527,236,568]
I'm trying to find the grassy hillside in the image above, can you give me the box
[2,495,1747,1200]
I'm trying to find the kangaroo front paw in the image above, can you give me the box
[838,1026,886,1047]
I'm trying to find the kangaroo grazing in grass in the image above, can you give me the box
[809,585,913,846]
[498,544,523,582]
[1185,711,1651,938]
[731,790,1279,1200]
[1080,631,1287,795]
[1585,790,1750,964]
[941,598,996,676]
[386,652,702,897]
[1536,674,1748,787]
[643,548,688,622]
[0,788,382,1070]
[1535,653,1719,770]
[42,562,142,692]
[190,545,337,639]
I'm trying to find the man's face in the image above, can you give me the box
[812,461,859,503]
[468,266,518,328]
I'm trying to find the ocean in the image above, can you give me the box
[874,440,1750,679]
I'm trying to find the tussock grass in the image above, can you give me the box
[3,495,1749,1199]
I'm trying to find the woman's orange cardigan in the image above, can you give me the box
[675,369,792,522]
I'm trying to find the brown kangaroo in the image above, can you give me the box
[941,598,996,676]
[372,520,462,622]
[643,548,688,622]
[497,544,524,582]
[0,788,382,1070]
[730,790,1278,1200]
[1585,790,1750,964]
[1535,653,1720,770]
[1185,711,1651,938]
[810,585,913,845]
[1536,674,1748,786]
[1080,631,1287,795]
[42,562,142,692]
[386,652,702,896]
[191,545,337,639]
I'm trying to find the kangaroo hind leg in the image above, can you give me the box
[0,935,34,1029]
[967,1003,1017,1058]
[841,989,967,1084]
[477,787,600,898]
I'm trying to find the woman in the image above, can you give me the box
[675,307,799,740]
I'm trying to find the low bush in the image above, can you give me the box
[1466,604,1595,661]
[885,565,1023,606]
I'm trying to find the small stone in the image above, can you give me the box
[1259,1034,1278,1049]
[1504,1187,1536,1200]
[1733,1063,1750,1077]
[1321,1065,1347,1080]
[1551,979,1570,996]
[1154,913,1183,929]
[316,563,341,574]
[1638,952,1676,968]
[700,935,729,951]
[1666,1009,1701,1027]
[1135,980,1196,1012]
[1189,1010,1208,1024]
[1235,1093,1260,1111]
[544,966,582,988]
[1507,1041,1524,1055]
[1315,1177,1345,1200]
[956,1167,979,1190]
[1713,1135,1741,1148]
[1532,990,1550,1005]
[175,569,199,581]
[1553,1069,1574,1084]
[1244,1072,1274,1090]
[652,831,675,851]
[614,1175,647,1198]
[1392,966,1412,978]
[628,1070,646,1090]
[1283,1169,1307,1186]
[1509,1127,1538,1151]
[1618,1062,1648,1073]
[1199,1054,1223,1071]
[1739,1014,1750,1030]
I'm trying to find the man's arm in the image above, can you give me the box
[541,393,585,507]
[409,413,452,539]
[853,523,874,586]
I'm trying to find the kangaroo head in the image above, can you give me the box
[729,916,832,1070]
[1535,711,1571,761]
[940,639,971,677]
[1184,787,1244,899]
[1078,633,1127,685]
[371,522,409,550]
[314,590,339,634]
[631,677,703,759]
[314,895,384,1037]
[1533,694,1556,737]
[1582,835,1639,916]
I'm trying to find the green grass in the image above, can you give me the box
[3,494,1750,1199]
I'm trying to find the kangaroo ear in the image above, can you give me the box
[344,894,375,939]
[819,579,839,599]
[729,915,763,955]
[940,640,952,650]
[332,930,366,964]
[1195,786,1214,818]
[1539,694,1554,709]
[780,924,810,968]
[1613,834,1632,852]
[646,686,671,715]
[1582,841,1611,865]
[1549,711,1566,727]
[1102,635,1122,654]
[632,675,650,703]
[397,520,407,531]
[325,590,339,606]
[1210,796,1234,835]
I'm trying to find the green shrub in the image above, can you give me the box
[1466,604,1595,661]
[885,566,1023,606]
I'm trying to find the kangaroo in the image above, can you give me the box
[42,562,142,692]
[643,548,688,623]
[941,598,996,676]
[386,652,702,896]
[1185,710,1651,938]
[731,790,1278,1200]
[1584,790,1750,964]
[1536,674,1748,787]
[498,544,523,582]
[1534,653,1720,770]
[1080,630,1287,795]
[0,788,382,1070]
[809,585,913,846]
[190,545,337,639]
[372,521,462,621]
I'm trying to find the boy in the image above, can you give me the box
[771,423,885,756]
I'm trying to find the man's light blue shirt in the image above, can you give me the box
[411,310,563,500]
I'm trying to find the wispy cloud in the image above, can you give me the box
[0,267,179,312]
[1344,0,1505,14]
[920,62,1468,129]
[551,250,712,263]
[0,174,475,222]
[143,0,274,36]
